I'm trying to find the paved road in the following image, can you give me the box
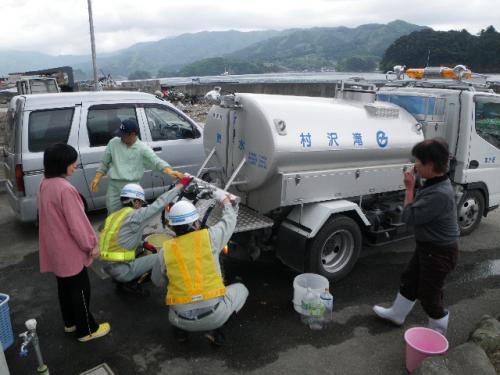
[1,193,499,375]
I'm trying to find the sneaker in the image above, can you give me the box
[204,328,225,347]
[78,323,111,342]
[64,325,76,333]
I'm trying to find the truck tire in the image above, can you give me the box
[308,215,362,280]
[458,190,484,236]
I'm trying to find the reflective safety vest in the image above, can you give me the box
[99,207,136,262]
[163,229,225,305]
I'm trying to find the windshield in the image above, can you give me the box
[376,94,437,116]
[29,79,58,94]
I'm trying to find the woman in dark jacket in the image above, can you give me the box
[373,139,459,335]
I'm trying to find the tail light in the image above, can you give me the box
[15,164,25,194]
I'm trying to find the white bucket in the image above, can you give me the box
[292,273,329,314]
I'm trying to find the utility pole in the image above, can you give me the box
[87,0,99,91]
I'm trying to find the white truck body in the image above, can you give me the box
[199,78,500,280]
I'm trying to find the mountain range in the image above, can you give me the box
[0,20,426,78]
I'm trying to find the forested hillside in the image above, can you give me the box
[380,26,500,73]
[177,20,426,76]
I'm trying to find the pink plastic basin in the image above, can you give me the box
[404,327,449,372]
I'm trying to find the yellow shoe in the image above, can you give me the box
[64,325,76,333]
[78,323,111,342]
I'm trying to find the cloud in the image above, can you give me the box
[0,0,498,55]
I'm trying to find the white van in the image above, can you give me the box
[3,91,205,222]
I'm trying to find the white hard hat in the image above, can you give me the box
[168,200,199,226]
[120,183,145,202]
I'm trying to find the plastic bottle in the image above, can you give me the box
[308,293,325,330]
[300,288,315,325]
[320,289,333,327]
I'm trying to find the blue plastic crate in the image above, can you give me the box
[0,294,14,351]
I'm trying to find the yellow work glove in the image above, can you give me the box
[90,171,104,192]
[163,167,184,179]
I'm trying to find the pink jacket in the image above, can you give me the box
[38,177,97,277]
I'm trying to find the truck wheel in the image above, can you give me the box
[458,190,484,236]
[308,215,362,280]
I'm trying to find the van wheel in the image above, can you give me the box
[308,215,362,281]
[458,190,484,236]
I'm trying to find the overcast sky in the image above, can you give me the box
[2,0,499,55]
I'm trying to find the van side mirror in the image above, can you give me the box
[191,127,201,139]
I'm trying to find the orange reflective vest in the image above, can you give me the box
[163,229,225,305]
[99,207,136,262]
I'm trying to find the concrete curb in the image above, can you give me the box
[413,314,500,374]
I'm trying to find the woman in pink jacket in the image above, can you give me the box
[38,143,110,342]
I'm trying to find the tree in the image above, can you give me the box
[157,67,178,78]
[336,56,377,72]
[128,70,152,80]
[178,57,282,76]
[380,27,500,73]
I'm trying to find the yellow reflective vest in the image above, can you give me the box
[99,207,136,262]
[163,229,225,305]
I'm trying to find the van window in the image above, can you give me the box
[475,100,500,149]
[28,108,74,152]
[144,105,195,141]
[87,105,138,147]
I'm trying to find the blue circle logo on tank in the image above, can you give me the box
[376,130,388,148]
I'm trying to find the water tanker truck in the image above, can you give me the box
[196,66,500,280]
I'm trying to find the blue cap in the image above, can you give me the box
[118,118,139,135]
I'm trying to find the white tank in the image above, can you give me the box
[204,93,423,191]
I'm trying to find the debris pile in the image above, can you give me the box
[177,102,212,125]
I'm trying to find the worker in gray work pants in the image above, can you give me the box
[151,190,248,346]
[100,178,192,296]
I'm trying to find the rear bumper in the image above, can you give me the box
[5,181,37,222]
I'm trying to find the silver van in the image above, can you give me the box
[3,91,205,222]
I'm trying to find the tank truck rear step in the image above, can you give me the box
[195,199,274,233]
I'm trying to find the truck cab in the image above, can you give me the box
[376,81,500,234]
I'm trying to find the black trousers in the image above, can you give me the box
[56,267,98,338]
[399,241,458,319]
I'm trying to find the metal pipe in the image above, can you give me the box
[196,147,216,178]
[87,0,99,91]
[224,157,246,191]
[200,167,222,172]
[228,180,248,186]
[32,335,46,372]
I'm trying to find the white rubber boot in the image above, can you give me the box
[428,312,449,335]
[373,293,416,325]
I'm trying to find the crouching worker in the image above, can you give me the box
[151,191,248,346]
[100,177,192,297]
